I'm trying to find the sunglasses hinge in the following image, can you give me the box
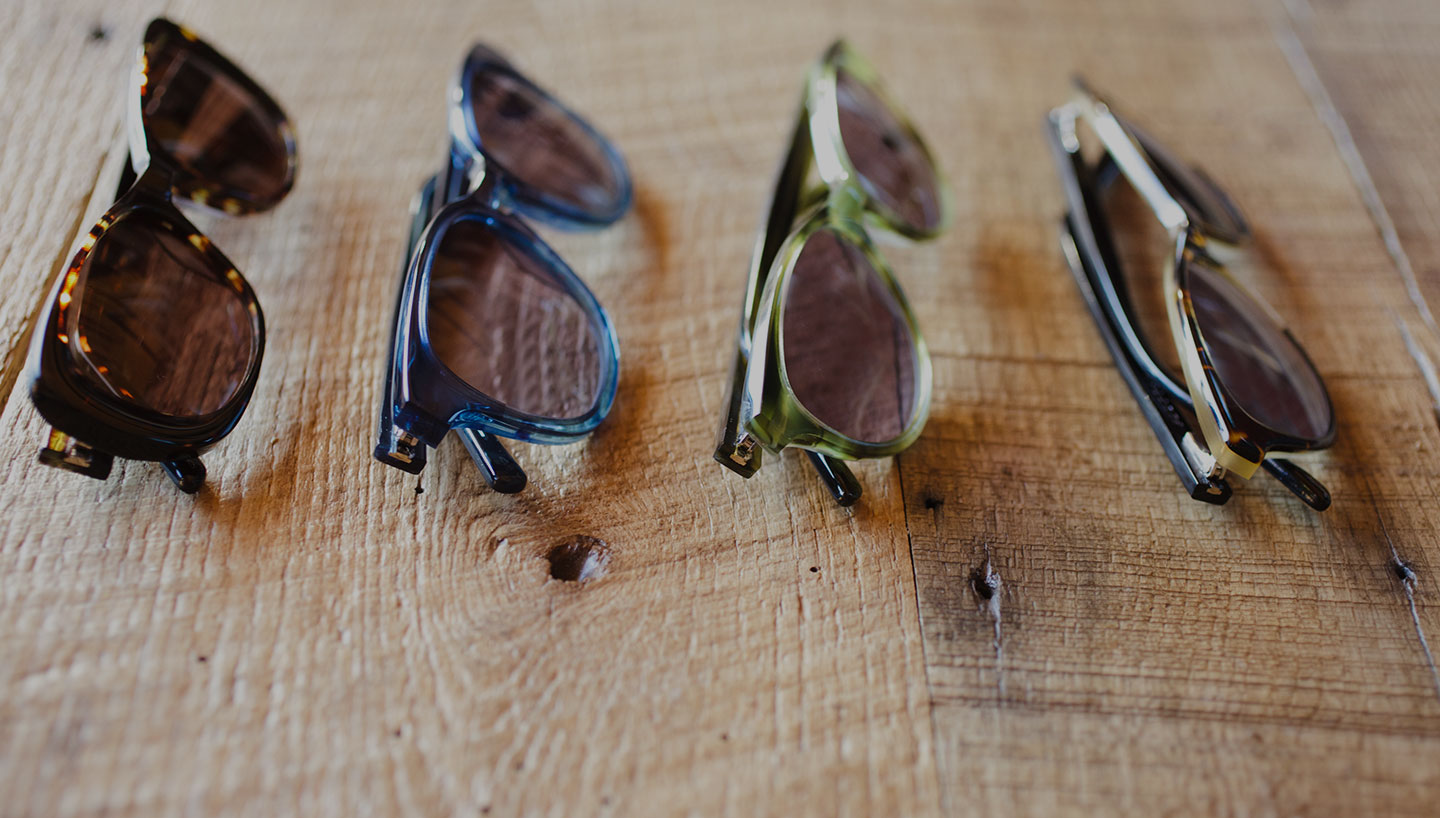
[730,432,758,466]
[37,429,113,480]
[380,425,424,465]
[1180,432,1225,482]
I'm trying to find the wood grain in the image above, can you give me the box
[897,0,1440,814]
[0,0,1437,815]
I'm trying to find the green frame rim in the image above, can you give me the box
[807,41,954,242]
[742,203,934,459]
[717,40,948,475]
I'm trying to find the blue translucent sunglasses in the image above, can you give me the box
[374,44,630,493]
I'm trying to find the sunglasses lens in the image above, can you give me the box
[782,229,917,443]
[142,23,292,209]
[64,210,257,417]
[835,68,943,234]
[1117,114,1247,243]
[425,217,602,420]
[467,64,627,221]
[1187,259,1331,440]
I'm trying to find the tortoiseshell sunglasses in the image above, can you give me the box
[373,44,629,494]
[714,41,951,506]
[1045,79,1335,510]
[25,18,296,493]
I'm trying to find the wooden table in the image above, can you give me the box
[3,0,1438,814]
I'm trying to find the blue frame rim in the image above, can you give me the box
[449,42,633,230]
[390,198,620,446]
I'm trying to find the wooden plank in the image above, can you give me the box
[890,0,1440,814]
[0,1,939,816]
[1282,0,1440,347]
[1,0,1438,815]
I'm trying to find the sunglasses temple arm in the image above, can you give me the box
[1262,458,1331,511]
[1059,217,1229,504]
[715,106,818,476]
[1046,112,1230,503]
[806,452,862,506]
[374,176,440,474]
[457,428,527,494]
[713,342,763,476]
[750,105,817,320]
[406,163,525,495]
[1071,86,1189,233]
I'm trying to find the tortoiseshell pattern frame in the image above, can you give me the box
[372,44,627,494]
[24,18,296,493]
[713,41,950,506]
[1044,79,1335,510]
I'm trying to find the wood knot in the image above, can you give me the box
[546,536,611,582]
[971,564,1001,601]
[1393,558,1417,584]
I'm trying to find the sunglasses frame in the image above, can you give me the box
[24,17,295,493]
[1045,79,1335,510]
[714,41,949,506]
[373,44,626,493]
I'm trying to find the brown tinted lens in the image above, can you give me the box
[142,29,290,206]
[834,68,942,234]
[64,210,257,417]
[468,65,623,217]
[425,218,601,420]
[1100,172,1186,380]
[1187,259,1331,440]
[1116,113,1247,242]
[781,229,917,443]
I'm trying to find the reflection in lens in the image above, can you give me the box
[425,217,601,420]
[781,229,917,443]
[468,65,624,218]
[65,209,256,417]
[142,27,291,207]
[1186,260,1331,440]
[834,68,942,234]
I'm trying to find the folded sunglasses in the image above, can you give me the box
[373,44,630,493]
[714,41,951,506]
[26,18,296,493]
[1045,79,1335,509]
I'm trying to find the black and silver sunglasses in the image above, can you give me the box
[1045,79,1335,510]
[373,45,630,493]
[25,18,296,493]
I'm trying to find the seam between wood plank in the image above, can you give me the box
[892,455,949,816]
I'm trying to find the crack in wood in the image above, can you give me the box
[1377,515,1440,704]
[972,544,1005,701]
[1271,2,1440,341]
[1392,313,1440,434]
